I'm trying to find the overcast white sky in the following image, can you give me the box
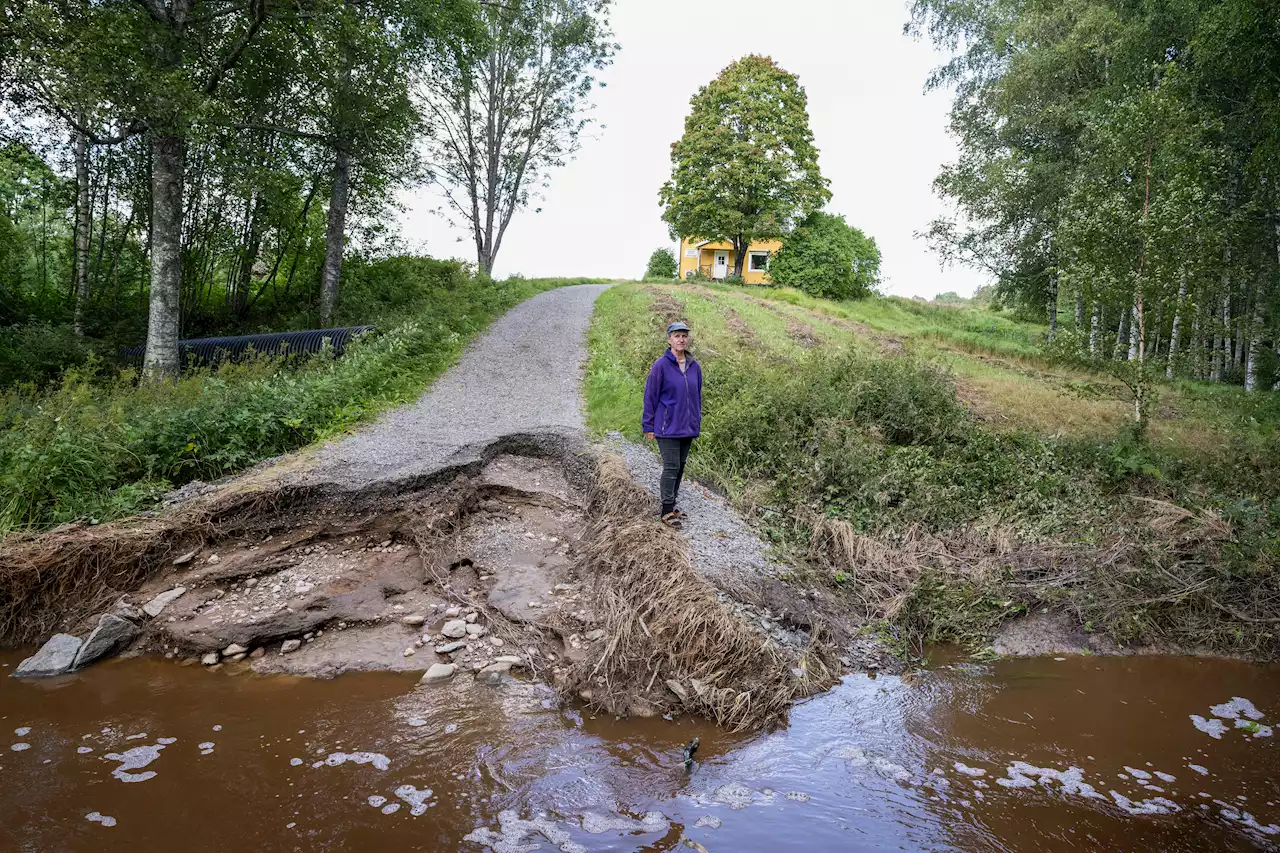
[398,0,988,299]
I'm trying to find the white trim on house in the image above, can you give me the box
[748,250,770,272]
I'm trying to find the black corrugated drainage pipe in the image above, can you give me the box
[119,326,376,370]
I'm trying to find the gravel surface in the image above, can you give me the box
[607,433,786,588]
[304,284,611,489]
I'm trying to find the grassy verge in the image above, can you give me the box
[585,283,1280,659]
[0,265,606,534]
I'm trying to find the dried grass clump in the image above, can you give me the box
[808,515,1094,620]
[562,454,838,732]
[0,487,287,645]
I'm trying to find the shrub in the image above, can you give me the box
[770,211,880,300]
[0,322,102,387]
[644,247,678,280]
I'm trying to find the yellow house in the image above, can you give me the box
[677,236,781,285]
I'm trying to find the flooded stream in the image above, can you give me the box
[3,650,1277,852]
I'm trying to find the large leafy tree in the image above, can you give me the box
[770,212,880,301]
[418,0,615,276]
[659,55,830,276]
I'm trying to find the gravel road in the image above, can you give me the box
[607,433,786,588]
[305,284,611,489]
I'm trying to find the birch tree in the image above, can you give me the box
[418,0,615,276]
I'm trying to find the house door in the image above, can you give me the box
[713,251,729,279]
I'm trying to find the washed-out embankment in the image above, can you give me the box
[0,430,865,731]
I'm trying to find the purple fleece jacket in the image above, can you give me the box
[642,349,703,438]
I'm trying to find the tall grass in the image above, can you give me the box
[0,266,601,533]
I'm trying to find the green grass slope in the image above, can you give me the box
[586,282,1280,660]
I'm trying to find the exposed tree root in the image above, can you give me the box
[0,488,293,645]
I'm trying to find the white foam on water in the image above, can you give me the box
[1124,766,1152,780]
[86,811,117,827]
[582,811,668,833]
[1188,764,1209,775]
[694,815,722,829]
[394,785,433,816]
[15,727,30,736]
[1191,715,1228,739]
[465,808,574,850]
[1233,719,1273,738]
[1219,806,1280,837]
[1109,791,1180,815]
[156,737,177,745]
[104,744,166,783]
[10,743,30,751]
[1154,771,1176,783]
[125,733,147,740]
[406,719,428,727]
[77,746,93,754]
[837,746,869,767]
[996,762,1104,799]
[380,803,400,815]
[311,761,323,768]
[212,725,222,731]
[953,762,986,777]
[290,758,303,766]
[709,782,757,810]
[785,791,812,802]
[1210,697,1265,721]
[367,795,387,807]
[1141,784,1166,793]
[324,752,390,771]
[443,723,458,734]
[198,742,215,755]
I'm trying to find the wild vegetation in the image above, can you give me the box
[586,282,1280,659]
[0,0,613,378]
[0,270,601,534]
[643,247,677,281]
[769,211,881,300]
[909,0,1280,417]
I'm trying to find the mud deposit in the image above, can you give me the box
[2,652,1277,852]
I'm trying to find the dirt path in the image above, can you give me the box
[302,283,613,490]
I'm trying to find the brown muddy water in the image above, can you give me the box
[2,651,1277,852]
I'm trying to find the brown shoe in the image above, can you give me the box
[661,512,683,530]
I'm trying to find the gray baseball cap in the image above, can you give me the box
[666,321,690,334]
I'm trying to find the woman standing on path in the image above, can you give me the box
[642,321,703,529]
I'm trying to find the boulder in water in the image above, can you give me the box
[15,634,83,677]
[72,614,138,669]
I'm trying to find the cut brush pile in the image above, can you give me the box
[560,454,840,731]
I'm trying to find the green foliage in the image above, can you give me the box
[722,274,744,286]
[770,211,880,300]
[643,247,677,280]
[0,324,102,388]
[0,262,571,533]
[659,55,830,266]
[586,282,1280,657]
[909,0,1280,395]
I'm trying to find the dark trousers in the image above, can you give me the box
[656,436,694,514]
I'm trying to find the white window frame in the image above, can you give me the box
[748,251,770,272]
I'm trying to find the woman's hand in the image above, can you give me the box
[644,432,655,441]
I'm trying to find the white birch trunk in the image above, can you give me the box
[142,133,185,379]
[1166,271,1186,379]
